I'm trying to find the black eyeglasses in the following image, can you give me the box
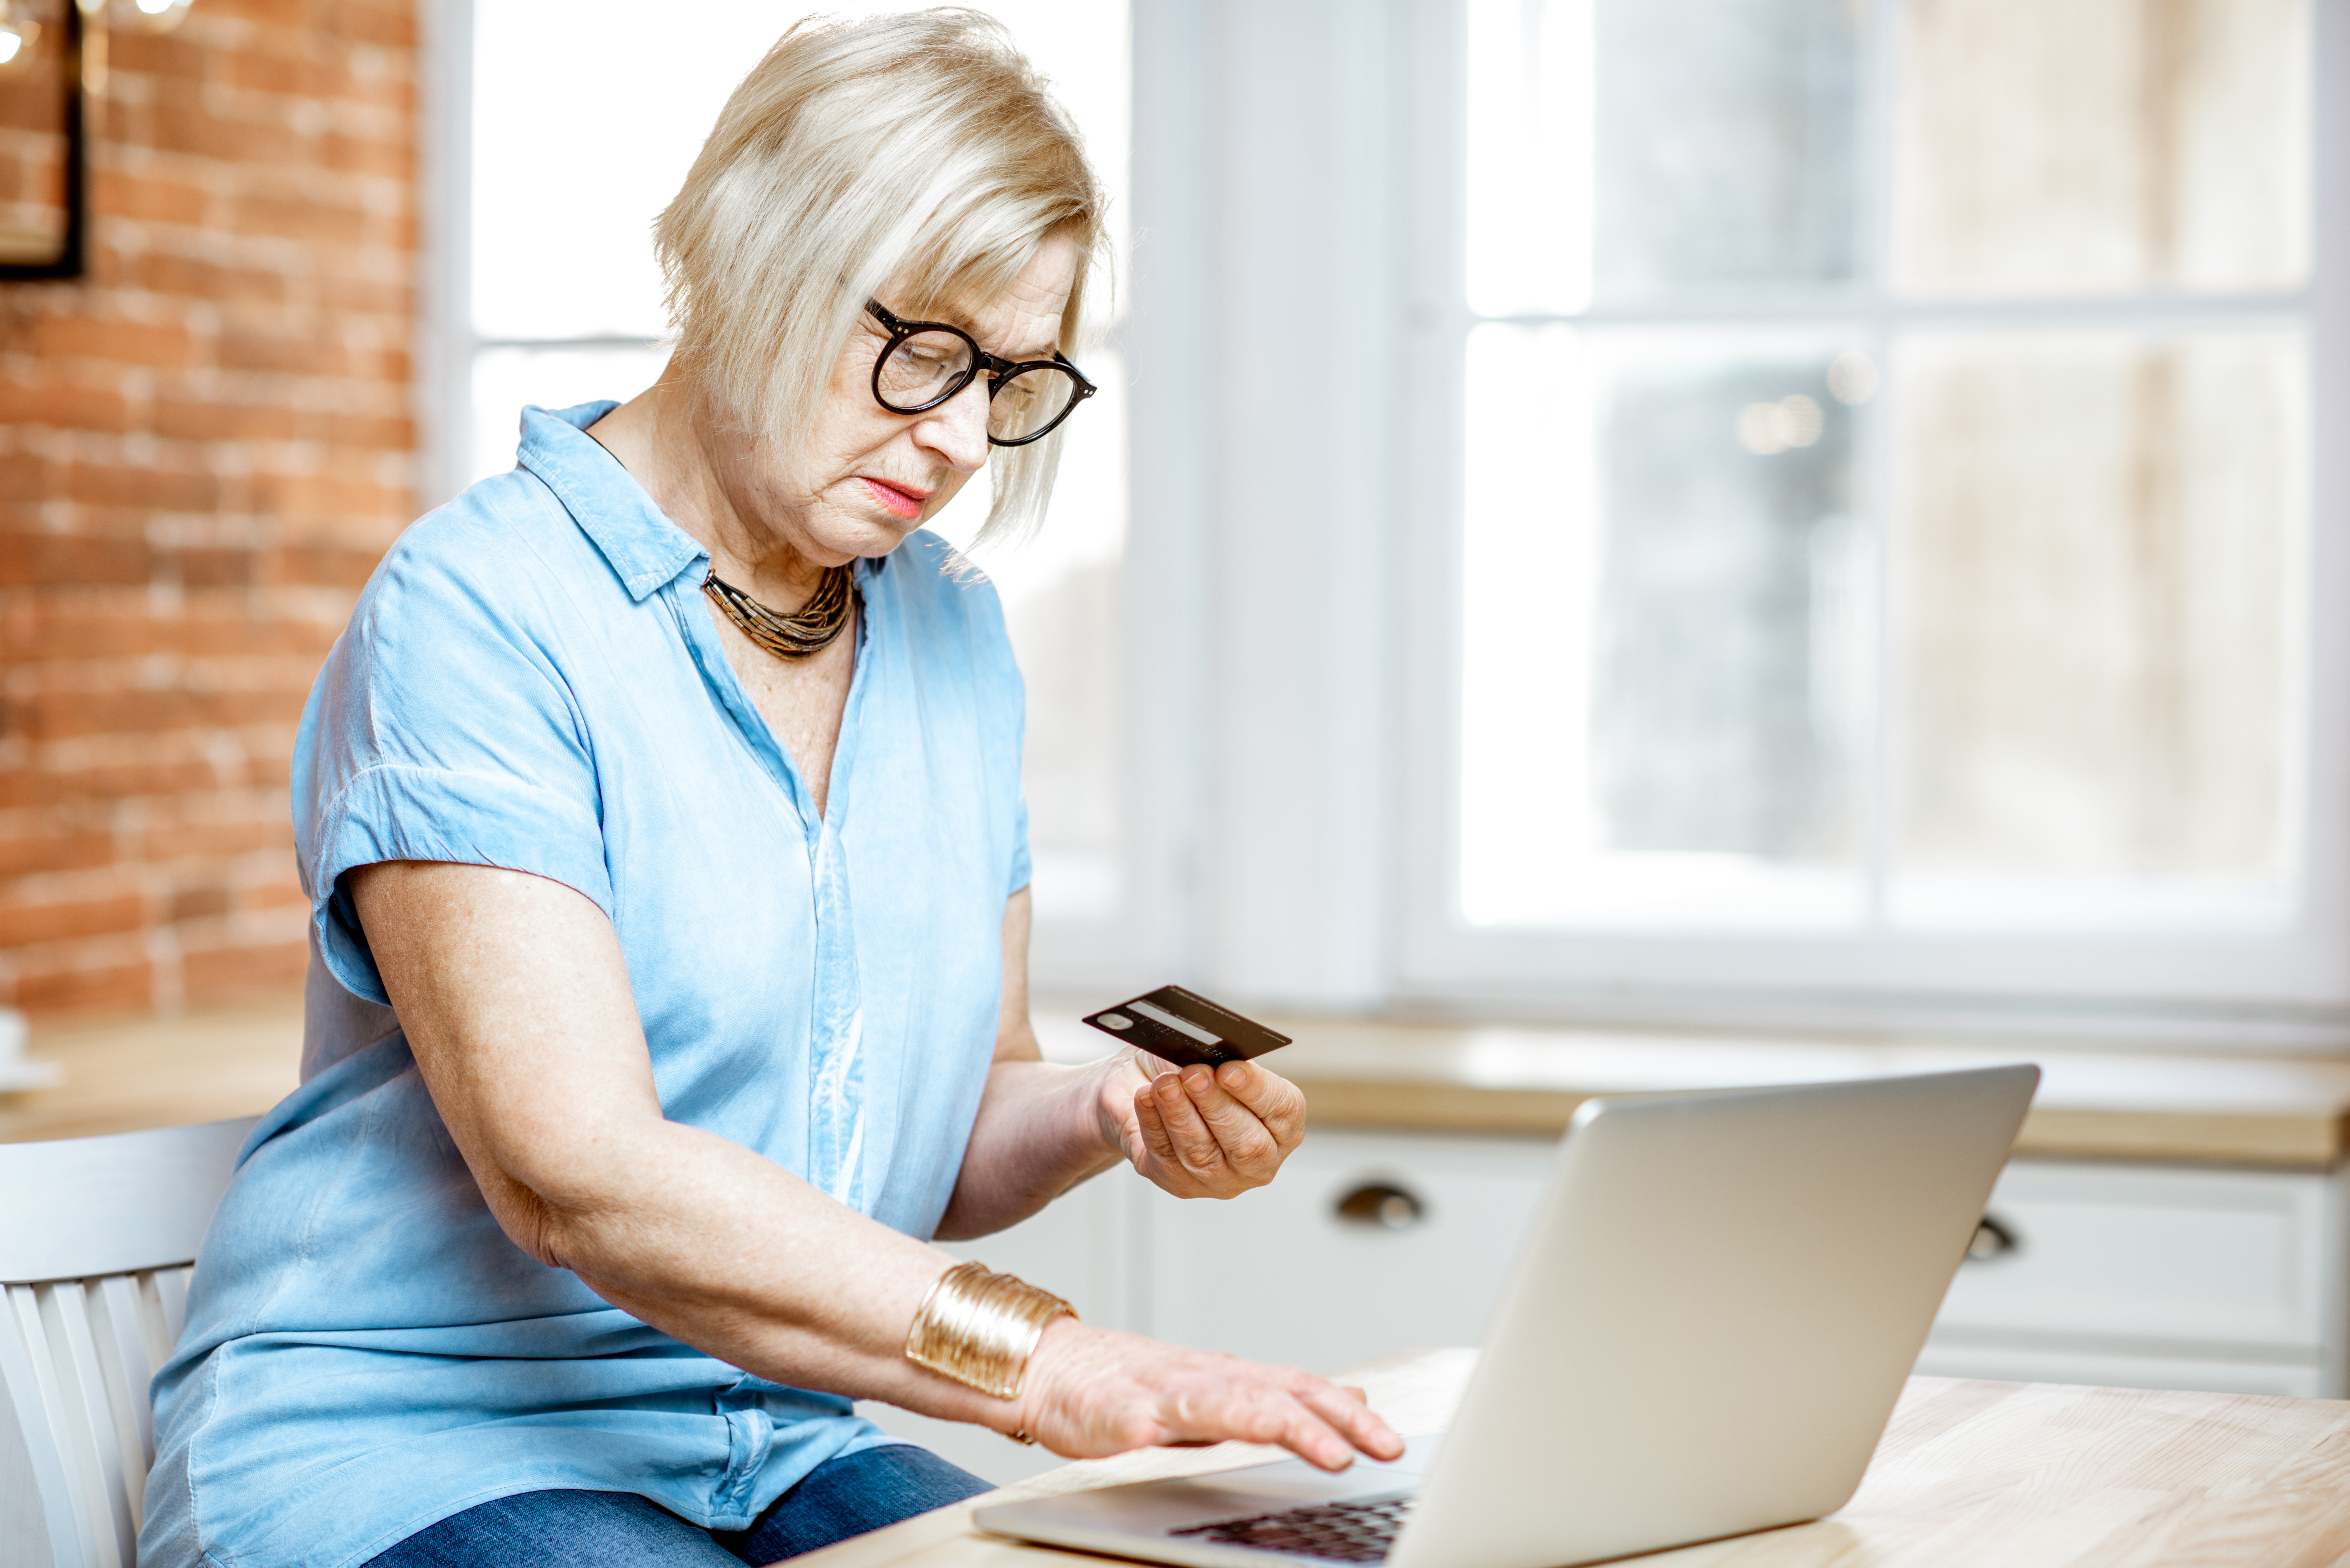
[864,300,1098,447]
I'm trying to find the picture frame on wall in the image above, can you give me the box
[0,0,85,281]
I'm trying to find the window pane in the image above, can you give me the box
[1892,331,2303,925]
[1893,0,2312,297]
[1594,0,1861,297]
[1461,325,1871,927]
[1469,0,1862,314]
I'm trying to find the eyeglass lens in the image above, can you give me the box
[876,329,1082,443]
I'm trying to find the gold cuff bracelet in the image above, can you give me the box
[903,1259,1076,1402]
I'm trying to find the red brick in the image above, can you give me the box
[222,49,327,97]
[29,317,194,369]
[0,894,146,947]
[198,0,313,27]
[326,413,414,450]
[1,609,163,660]
[243,881,308,912]
[0,830,115,879]
[12,960,155,1018]
[0,532,156,589]
[134,253,288,304]
[100,170,209,226]
[217,332,346,376]
[182,938,306,1003]
[142,109,303,169]
[0,380,133,432]
[142,821,291,861]
[153,397,300,442]
[169,884,230,922]
[231,194,368,245]
[322,133,410,180]
[64,463,222,513]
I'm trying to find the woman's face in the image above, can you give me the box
[716,233,1082,567]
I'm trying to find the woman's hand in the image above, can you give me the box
[1094,1053,1307,1199]
[1016,1319,1403,1471]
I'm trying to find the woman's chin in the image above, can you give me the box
[795,509,919,564]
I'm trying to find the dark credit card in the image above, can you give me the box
[1081,985,1292,1068]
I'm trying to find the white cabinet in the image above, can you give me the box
[1917,1158,2347,1397]
[1139,1129,1555,1374]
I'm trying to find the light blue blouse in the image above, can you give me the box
[140,403,1030,1568]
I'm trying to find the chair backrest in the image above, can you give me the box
[0,1117,257,1568]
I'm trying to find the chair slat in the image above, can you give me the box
[39,1283,128,1568]
[128,1274,174,1401]
[8,1285,94,1568]
[87,1276,154,1530]
[0,1285,71,1568]
[151,1268,189,1353]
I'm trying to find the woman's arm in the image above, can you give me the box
[935,888,1309,1240]
[352,860,1397,1470]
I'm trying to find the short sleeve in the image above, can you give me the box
[294,502,609,1004]
[1009,793,1030,897]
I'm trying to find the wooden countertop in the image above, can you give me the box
[11,995,2350,1169]
[1262,1020,2350,1168]
[788,1349,2350,1568]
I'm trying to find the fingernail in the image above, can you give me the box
[1183,1067,1211,1092]
[1157,1077,1184,1101]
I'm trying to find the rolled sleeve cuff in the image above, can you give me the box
[310,764,613,1004]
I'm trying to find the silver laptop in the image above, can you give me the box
[977,1064,2038,1568]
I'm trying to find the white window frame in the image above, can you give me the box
[421,0,2350,1045]
[1395,0,2350,1044]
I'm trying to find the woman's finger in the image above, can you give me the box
[1152,1071,1230,1177]
[1291,1377,1405,1461]
[1132,1084,1184,1169]
[1181,1070,1281,1169]
[1214,1060,1307,1148]
[1228,1388,1359,1472]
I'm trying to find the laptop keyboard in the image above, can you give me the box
[1168,1491,1414,1563]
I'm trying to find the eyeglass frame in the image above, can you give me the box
[863,300,1098,447]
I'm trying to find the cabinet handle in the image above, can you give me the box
[1965,1214,2019,1262]
[1335,1182,1424,1231]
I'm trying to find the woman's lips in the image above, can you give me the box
[859,477,926,520]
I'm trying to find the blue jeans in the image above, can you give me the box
[363,1444,994,1566]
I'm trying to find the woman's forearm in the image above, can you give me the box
[933,1056,1129,1240]
[524,1115,1027,1426]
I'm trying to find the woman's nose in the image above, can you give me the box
[916,376,991,473]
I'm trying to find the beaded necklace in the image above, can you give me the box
[701,564,855,659]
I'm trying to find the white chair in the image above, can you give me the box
[0,1117,256,1568]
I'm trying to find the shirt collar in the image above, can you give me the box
[516,401,708,603]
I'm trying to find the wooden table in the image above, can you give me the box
[789,1349,2350,1567]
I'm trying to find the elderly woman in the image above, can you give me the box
[137,12,1398,1568]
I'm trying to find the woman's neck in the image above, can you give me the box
[585,378,835,611]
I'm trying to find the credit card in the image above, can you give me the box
[1081,985,1292,1068]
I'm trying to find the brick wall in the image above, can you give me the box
[0,0,417,1016]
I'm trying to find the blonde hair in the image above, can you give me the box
[655,8,1108,546]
